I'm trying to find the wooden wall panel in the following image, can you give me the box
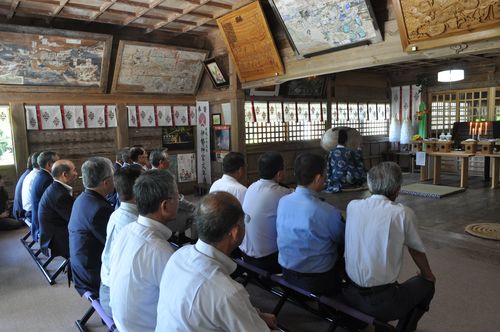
[128,128,163,150]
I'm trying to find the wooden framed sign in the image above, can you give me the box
[216,1,284,83]
[392,0,500,52]
[112,40,208,95]
[0,24,112,93]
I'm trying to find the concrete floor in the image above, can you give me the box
[1,173,499,331]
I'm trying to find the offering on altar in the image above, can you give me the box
[438,140,453,153]
[476,140,494,154]
[423,139,437,152]
[461,140,477,153]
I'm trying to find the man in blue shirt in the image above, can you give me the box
[277,152,345,295]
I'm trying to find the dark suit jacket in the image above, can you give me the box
[30,170,53,240]
[68,189,113,296]
[13,169,30,220]
[39,181,74,258]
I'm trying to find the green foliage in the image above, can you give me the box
[0,128,12,158]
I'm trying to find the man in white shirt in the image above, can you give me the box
[99,167,142,317]
[240,152,291,273]
[109,170,178,332]
[344,162,435,332]
[209,152,247,204]
[156,191,278,332]
[21,151,42,224]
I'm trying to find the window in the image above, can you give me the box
[331,101,389,136]
[244,100,326,144]
[431,89,488,134]
[0,105,14,166]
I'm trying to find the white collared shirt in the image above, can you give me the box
[209,174,247,204]
[21,169,39,212]
[109,215,174,332]
[100,202,139,286]
[240,179,292,258]
[155,240,270,332]
[345,195,426,287]
[53,179,73,196]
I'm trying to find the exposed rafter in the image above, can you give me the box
[8,0,21,19]
[146,0,212,34]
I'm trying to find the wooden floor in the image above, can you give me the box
[1,173,500,332]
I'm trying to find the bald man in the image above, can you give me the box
[39,160,78,258]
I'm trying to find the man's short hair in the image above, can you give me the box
[115,150,124,163]
[294,152,325,186]
[31,151,42,169]
[149,149,168,168]
[81,157,114,189]
[338,129,348,145]
[195,191,243,244]
[367,162,402,197]
[114,167,142,202]
[37,151,58,169]
[222,152,245,174]
[52,161,71,178]
[259,152,284,180]
[27,152,35,170]
[129,147,145,163]
[134,169,177,216]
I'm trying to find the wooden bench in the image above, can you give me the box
[76,291,117,332]
[235,258,396,331]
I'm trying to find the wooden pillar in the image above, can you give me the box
[115,104,129,149]
[10,102,29,177]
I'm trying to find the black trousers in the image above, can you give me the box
[342,276,435,332]
[241,251,282,274]
[283,259,344,296]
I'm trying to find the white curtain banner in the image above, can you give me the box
[25,105,39,130]
[64,105,85,129]
[157,105,173,127]
[196,101,211,184]
[39,105,63,130]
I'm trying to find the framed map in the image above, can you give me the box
[112,41,208,95]
[269,0,382,58]
[0,24,112,92]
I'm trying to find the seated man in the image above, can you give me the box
[325,129,366,193]
[21,151,42,225]
[156,192,277,332]
[209,151,247,204]
[30,151,59,241]
[149,148,196,241]
[109,170,178,332]
[38,160,78,258]
[69,157,115,296]
[277,152,345,295]
[99,167,142,317]
[343,162,435,332]
[0,175,25,231]
[13,153,34,221]
[240,152,292,273]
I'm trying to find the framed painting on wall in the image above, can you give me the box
[112,40,208,94]
[203,58,229,89]
[268,0,382,58]
[162,127,195,151]
[0,24,112,92]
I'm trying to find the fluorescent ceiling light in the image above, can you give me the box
[437,69,464,82]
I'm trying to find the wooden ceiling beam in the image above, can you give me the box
[187,11,214,18]
[175,19,198,26]
[89,0,117,21]
[107,8,136,16]
[14,6,54,17]
[120,0,171,27]
[156,5,183,14]
[48,0,70,24]
[142,13,167,20]
[206,1,232,10]
[65,3,100,12]
[146,0,212,34]
[7,1,20,19]
[22,0,59,5]
[115,0,150,8]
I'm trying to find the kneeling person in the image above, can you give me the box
[156,192,277,332]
